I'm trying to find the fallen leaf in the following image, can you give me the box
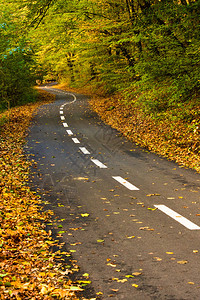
[132,272,142,276]
[107,263,117,267]
[154,257,162,261]
[177,260,188,264]
[81,213,89,217]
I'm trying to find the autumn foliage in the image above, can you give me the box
[0,91,80,299]
[90,94,200,173]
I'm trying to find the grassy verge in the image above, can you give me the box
[0,90,87,299]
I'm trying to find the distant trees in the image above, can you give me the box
[1,0,200,113]
[0,2,37,110]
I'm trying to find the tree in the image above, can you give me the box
[3,0,200,113]
[0,1,37,110]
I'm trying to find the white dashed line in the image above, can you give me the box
[66,130,73,136]
[112,176,139,190]
[72,138,80,144]
[79,147,90,154]
[154,205,200,230]
[47,88,77,104]
[91,159,107,168]
[60,111,63,114]
[60,116,65,120]
[63,122,68,127]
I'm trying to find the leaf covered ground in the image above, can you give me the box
[89,94,200,173]
[0,90,88,299]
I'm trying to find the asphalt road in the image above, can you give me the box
[26,86,200,299]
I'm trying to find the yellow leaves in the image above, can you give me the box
[107,263,117,267]
[0,95,79,299]
[112,278,127,283]
[154,257,162,261]
[132,272,142,276]
[81,213,90,217]
[90,94,200,173]
[177,260,188,264]
[139,227,154,231]
[193,250,198,253]
[117,279,127,283]
[126,236,135,239]
[132,284,139,288]
[40,284,51,295]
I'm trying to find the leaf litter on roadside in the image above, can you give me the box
[0,91,90,299]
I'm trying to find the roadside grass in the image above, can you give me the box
[0,90,85,299]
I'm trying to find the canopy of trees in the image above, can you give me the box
[0,0,199,113]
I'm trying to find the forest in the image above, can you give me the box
[0,1,200,298]
[0,0,199,115]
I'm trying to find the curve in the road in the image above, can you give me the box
[45,86,200,231]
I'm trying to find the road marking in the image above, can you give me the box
[60,111,63,114]
[154,205,200,230]
[60,116,65,120]
[66,130,73,136]
[79,147,90,154]
[91,159,107,168]
[45,87,77,104]
[63,122,68,127]
[72,138,80,144]
[112,176,139,190]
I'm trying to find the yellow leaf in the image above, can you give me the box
[40,285,48,295]
[132,272,142,276]
[177,260,188,264]
[81,213,89,217]
[117,279,127,283]
[154,257,162,261]
[107,263,117,267]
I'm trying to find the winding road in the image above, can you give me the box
[26,86,200,299]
